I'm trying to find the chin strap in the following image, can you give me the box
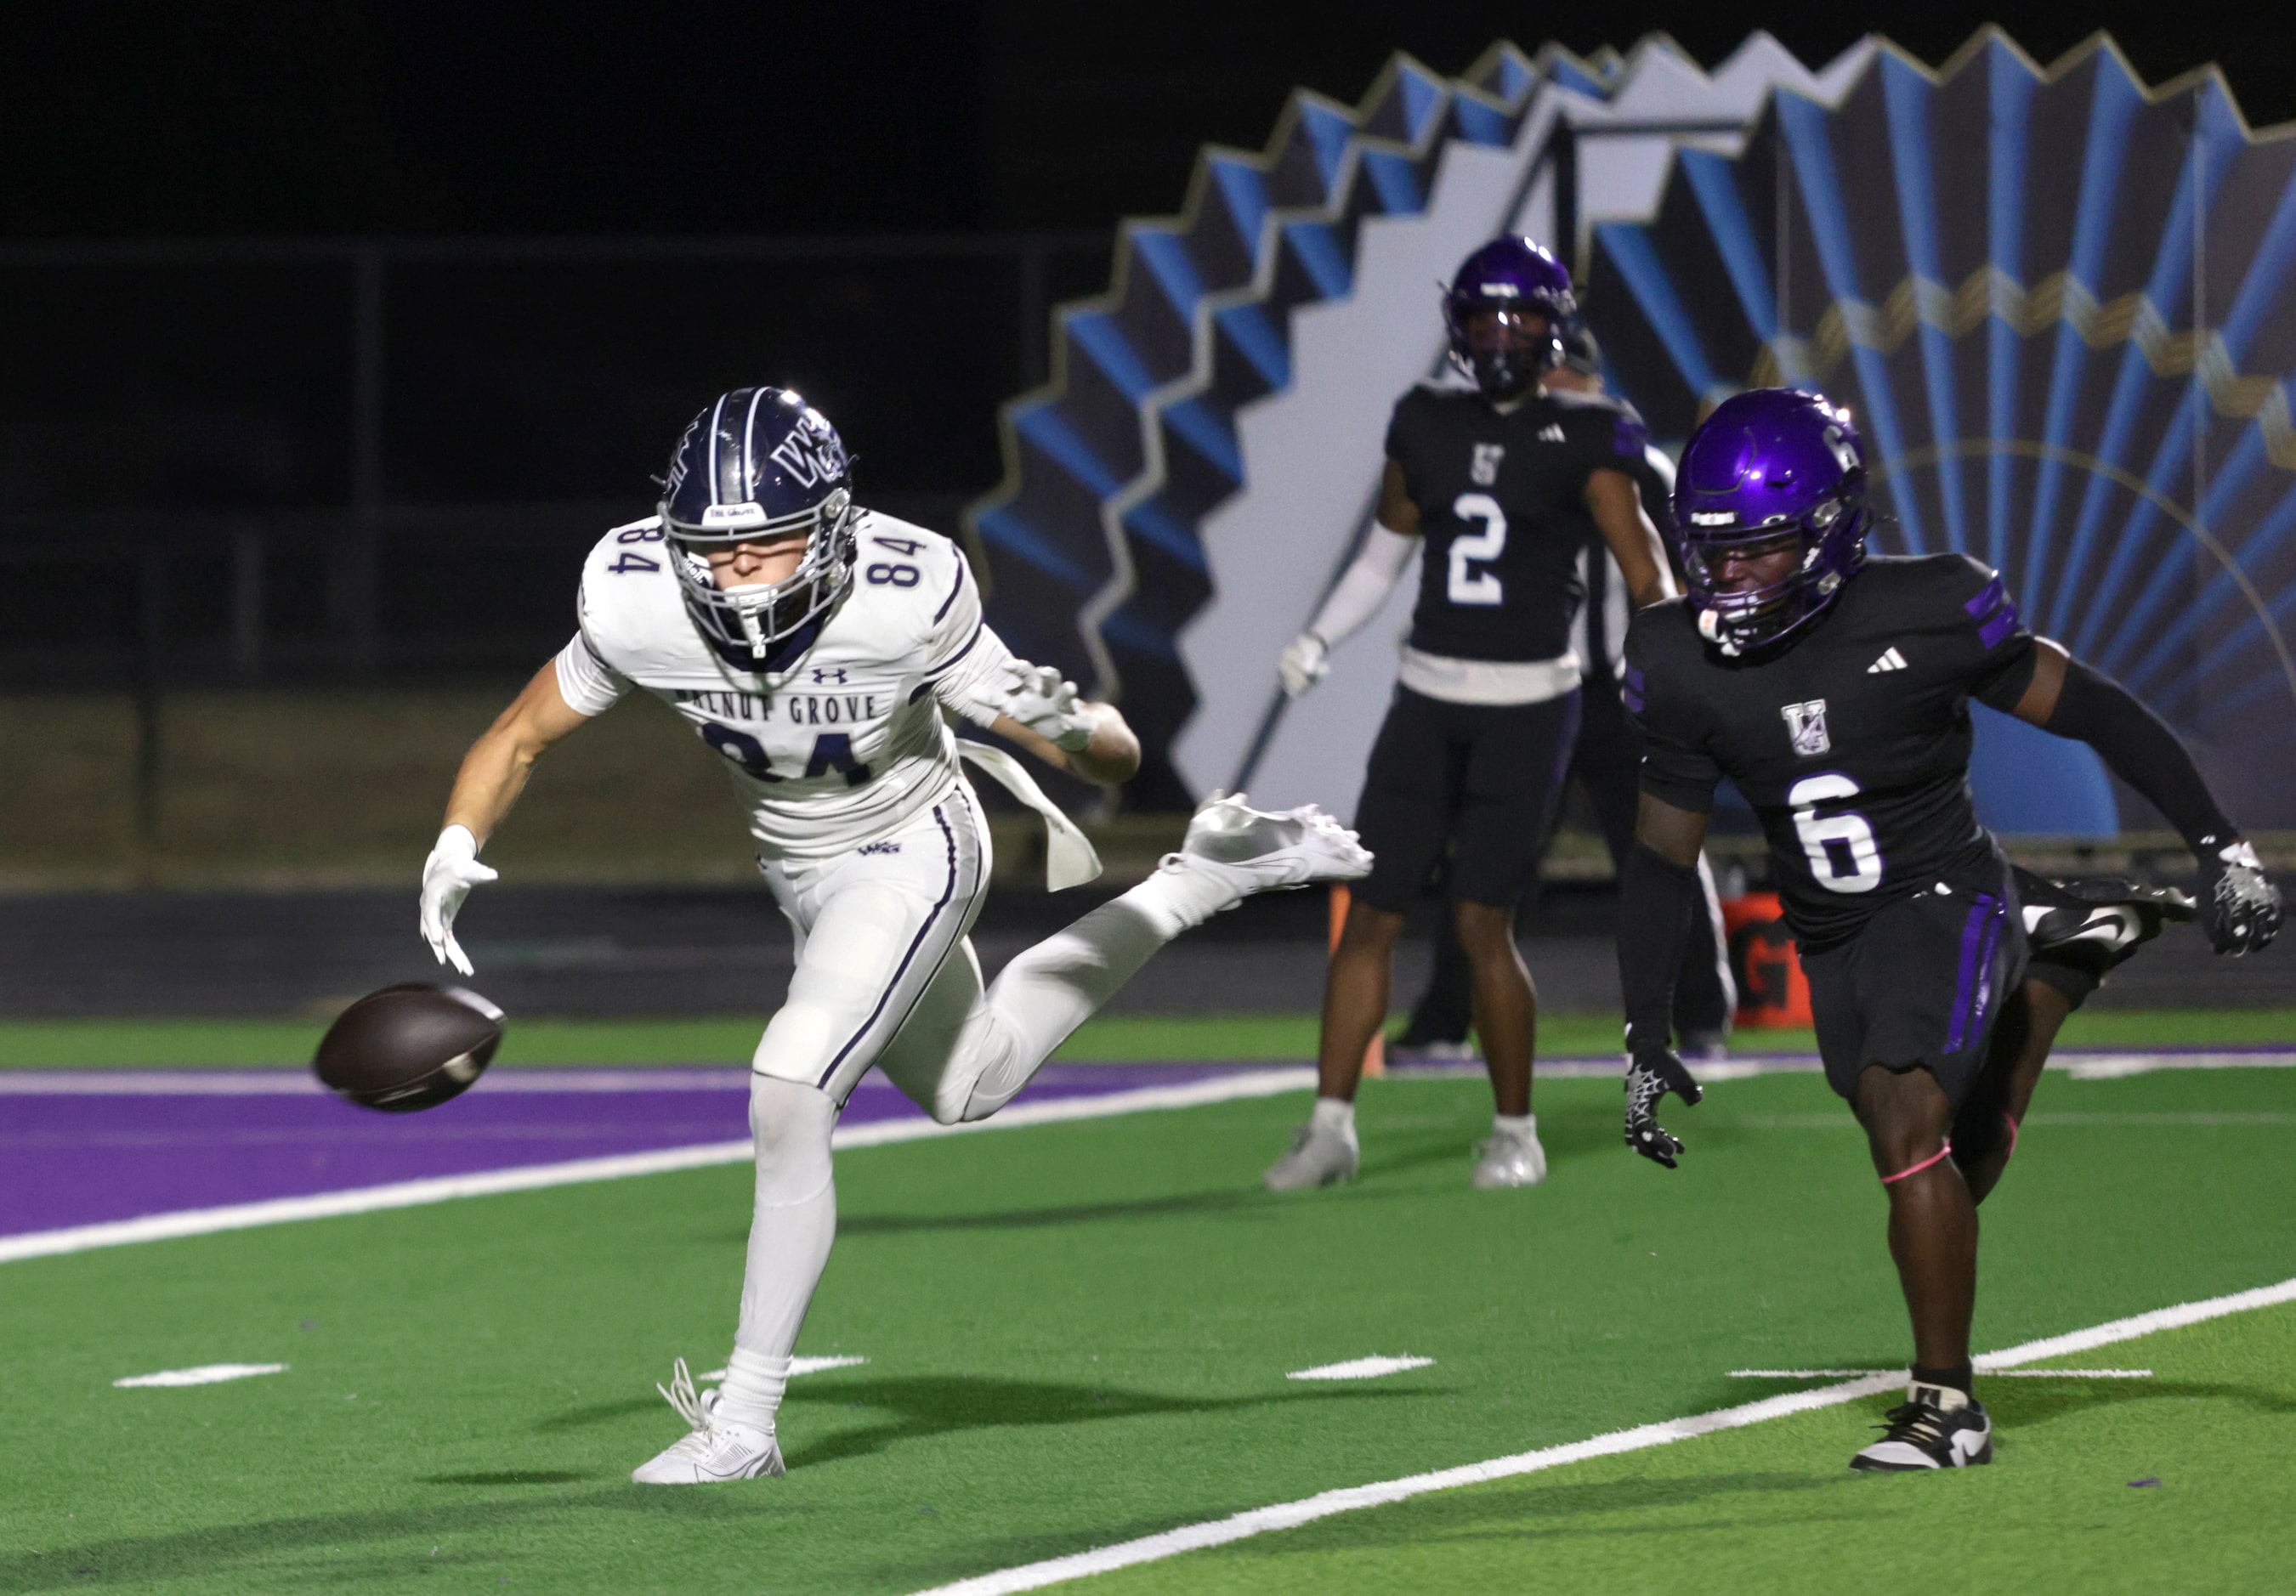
[956,741,1103,891]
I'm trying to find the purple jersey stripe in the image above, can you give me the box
[1970,896,2004,1034]
[1621,663,1646,715]
[1964,576,2021,649]
[1943,897,1988,1054]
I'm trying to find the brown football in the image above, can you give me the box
[314,984,506,1112]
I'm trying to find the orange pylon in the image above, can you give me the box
[1328,883,1385,1078]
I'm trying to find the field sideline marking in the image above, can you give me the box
[4,1051,2293,1095]
[0,1069,1314,1267]
[911,1275,2296,1596]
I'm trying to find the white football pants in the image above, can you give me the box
[714,782,1241,1434]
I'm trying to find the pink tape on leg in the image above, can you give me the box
[1880,1140,1954,1186]
[2002,1113,2020,1163]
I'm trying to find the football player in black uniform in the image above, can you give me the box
[1616,388,2282,1471]
[1266,236,1674,1191]
[1395,328,1738,1061]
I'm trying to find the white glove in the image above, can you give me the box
[1278,632,1330,699]
[420,824,498,977]
[999,662,1097,751]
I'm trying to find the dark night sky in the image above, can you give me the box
[4,0,2288,240]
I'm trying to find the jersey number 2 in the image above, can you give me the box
[1789,773,1882,894]
[1446,493,1505,607]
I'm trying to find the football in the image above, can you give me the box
[314,983,506,1112]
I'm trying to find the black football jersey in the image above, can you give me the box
[1385,383,1651,662]
[1623,555,2038,948]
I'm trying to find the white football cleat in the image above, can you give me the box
[1263,1118,1360,1191]
[1168,791,1373,896]
[1470,1119,1548,1188]
[629,1358,785,1485]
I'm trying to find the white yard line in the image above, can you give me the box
[7,1051,2293,1095]
[911,1275,2296,1596]
[0,1070,1315,1267]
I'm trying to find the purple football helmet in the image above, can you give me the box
[1672,388,1869,655]
[1443,235,1575,399]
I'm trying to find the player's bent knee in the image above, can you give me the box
[749,1075,836,1203]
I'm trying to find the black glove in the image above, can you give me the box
[1624,1044,1704,1169]
[2197,836,2283,956]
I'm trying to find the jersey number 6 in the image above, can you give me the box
[1788,773,1882,894]
[1447,493,1506,607]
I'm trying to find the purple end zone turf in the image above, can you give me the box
[0,1064,1256,1240]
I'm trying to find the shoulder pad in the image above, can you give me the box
[575,519,722,688]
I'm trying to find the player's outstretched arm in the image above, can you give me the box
[1278,460,1421,699]
[1617,791,1711,1167]
[990,705,1140,786]
[421,662,596,974]
[2004,642,2282,956]
[1585,468,1675,608]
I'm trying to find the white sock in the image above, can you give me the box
[718,1076,838,1431]
[960,888,1202,1121]
[1311,1096,1356,1135]
[717,1347,789,1430]
[1128,857,1246,938]
[1494,1112,1536,1139]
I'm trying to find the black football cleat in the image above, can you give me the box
[1851,1383,1994,1472]
[2015,868,2195,982]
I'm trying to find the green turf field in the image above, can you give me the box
[0,1005,2290,1067]
[4,1050,2293,1593]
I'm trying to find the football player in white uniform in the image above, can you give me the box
[417,388,1370,1484]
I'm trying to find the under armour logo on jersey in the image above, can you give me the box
[1867,647,1908,674]
[1470,443,1505,485]
[1537,424,1566,444]
[811,666,849,685]
[1781,699,1832,756]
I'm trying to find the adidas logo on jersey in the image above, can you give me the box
[1868,647,1909,674]
[1537,423,1567,444]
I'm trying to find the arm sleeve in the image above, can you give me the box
[553,631,630,717]
[1304,522,1418,646]
[1617,842,1698,1054]
[1621,619,1722,813]
[2043,656,2236,849]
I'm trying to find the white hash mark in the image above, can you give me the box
[114,1362,288,1388]
[697,1355,868,1382]
[1286,1355,1435,1381]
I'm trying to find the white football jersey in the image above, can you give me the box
[556,510,1020,861]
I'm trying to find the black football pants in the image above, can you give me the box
[1403,678,1735,1045]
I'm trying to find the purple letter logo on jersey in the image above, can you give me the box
[1781,699,1832,756]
